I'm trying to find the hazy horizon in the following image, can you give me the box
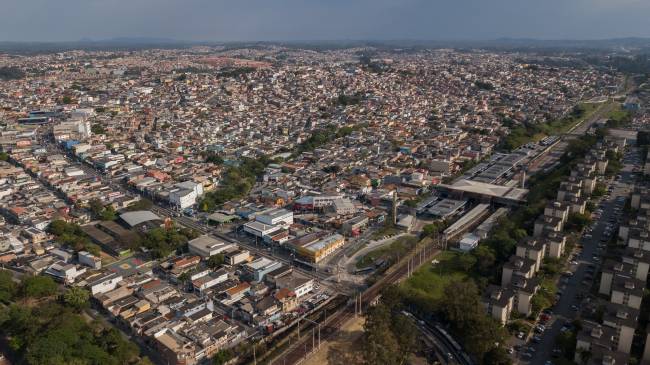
[3,0,650,43]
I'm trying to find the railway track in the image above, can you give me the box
[273,239,442,365]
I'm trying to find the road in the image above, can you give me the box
[520,146,638,365]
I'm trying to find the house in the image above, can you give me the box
[243,257,282,282]
[45,261,87,283]
[78,250,102,269]
[274,288,298,312]
[222,248,250,266]
[88,272,123,295]
[274,273,314,298]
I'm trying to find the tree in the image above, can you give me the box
[126,198,153,211]
[207,254,225,269]
[483,346,512,365]
[88,198,104,217]
[0,269,16,304]
[578,349,592,365]
[362,304,401,365]
[62,95,73,104]
[456,253,478,272]
[391,313,419,363]
[439,280,505,361]
[0,152,9,161]
[472,245,496,276]
[90,124,105,134]
[63,287,90,311]
[99,205,117,221]
[556,331,577,359]
[212,349,234,365]
[20,276,57,299]
[136,357,155,365]
[566,212,591,232]
[205,152,224,165]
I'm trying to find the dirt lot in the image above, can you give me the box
[302,316,365,365]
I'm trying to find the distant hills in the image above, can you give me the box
[2,37,650,54]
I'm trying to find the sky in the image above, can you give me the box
[2,0,650,42]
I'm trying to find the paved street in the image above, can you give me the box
[520,146,638,365]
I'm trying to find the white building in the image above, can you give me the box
[88,272,123,295]
[243,221,282,238]
[169,189,198,209]
[45,261,87,284]
[188,235,236,258]
[459,233,480,252]
[255,208,293,227]
[78,251,102,269]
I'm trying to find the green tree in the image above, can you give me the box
[566,212,592,232]
[362,304,401,365]
[0,152,9,161]
[88,198,104,217]
[456,253,478,272]
[126,198,154,211]
[0,269,16,304]
[472,245,496,277]
[439,280,505,361]
[20,276,57,299]
[99,205,117,221]
[90,124,105,134]
[207,254,225,269]
[212,349,234,365]
[63,287,90,311]
[483,346,513,365]
[578,349,592,365]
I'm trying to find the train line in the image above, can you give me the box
[274,239,443,365]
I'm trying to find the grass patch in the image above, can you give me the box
[355,235,417,269]
[370,225,399,240]
[401,251,469,300]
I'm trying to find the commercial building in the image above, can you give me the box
[188,235,236,258]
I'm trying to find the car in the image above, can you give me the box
[447,353,454,360]
[517,331,526,339]
[507,347,514,354]
[571,305,579,311]
[532,336,542,343]
[521,352,533,360]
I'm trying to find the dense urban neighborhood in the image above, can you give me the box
[1,42,650,365]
